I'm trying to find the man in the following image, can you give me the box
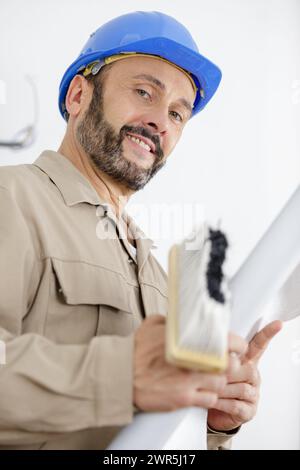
[0,11,281,450]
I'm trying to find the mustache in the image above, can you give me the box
[120,125,164,160]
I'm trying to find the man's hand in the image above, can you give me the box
[134,315,236,412]
[207,320,283,432]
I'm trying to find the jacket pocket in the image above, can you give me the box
[47,258,133,343]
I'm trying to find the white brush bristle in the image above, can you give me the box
[167,222,231,371]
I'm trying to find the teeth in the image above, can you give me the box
[128,135,151,152]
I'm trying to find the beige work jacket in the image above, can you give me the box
[0,150,233,450]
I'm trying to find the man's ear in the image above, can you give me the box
[65,75,91,119]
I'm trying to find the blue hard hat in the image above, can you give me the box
[58,11,222,120]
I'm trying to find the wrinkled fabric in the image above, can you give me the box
[0,150,233,450]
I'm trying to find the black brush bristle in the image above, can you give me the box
[206,229,228,303]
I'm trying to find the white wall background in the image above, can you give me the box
[1,0,300,450]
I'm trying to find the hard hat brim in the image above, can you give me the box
[58,37,222,119]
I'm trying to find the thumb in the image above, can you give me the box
[244,320,283,363]
[146,314,166,324]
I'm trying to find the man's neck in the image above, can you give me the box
[58,137,134,218]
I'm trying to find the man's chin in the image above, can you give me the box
[123,153,155,170]
[121,165,153,191]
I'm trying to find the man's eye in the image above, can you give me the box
[136,89,151,99]
[170,110,183,122]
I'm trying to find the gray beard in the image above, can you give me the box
[76,99,165,191]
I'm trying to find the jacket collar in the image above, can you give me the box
[33,150,156,260]
[34,150,101,207]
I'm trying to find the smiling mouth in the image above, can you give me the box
[126,133,155,154]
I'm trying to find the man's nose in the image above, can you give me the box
[141,107,169,137]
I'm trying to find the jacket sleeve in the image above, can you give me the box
[0,186,134,446]
[207,431,233,450]
[207,425,240,450]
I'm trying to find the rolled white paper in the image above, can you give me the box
[108,185,300,450]
[230,185,300,339]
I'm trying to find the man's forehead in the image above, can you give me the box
[111,56,195,99]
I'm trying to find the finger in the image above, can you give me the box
[192,391,218,409]
[213,398,256,423]
[185,371,227,393]
[147,314,166,324]
[245,320,283,363]
[171,387,218,409]
[227,361,260,386]
[227,352,242,375]
[218,383,257,403]
[228,332,248,356]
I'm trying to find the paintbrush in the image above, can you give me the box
[166,222,231,372]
